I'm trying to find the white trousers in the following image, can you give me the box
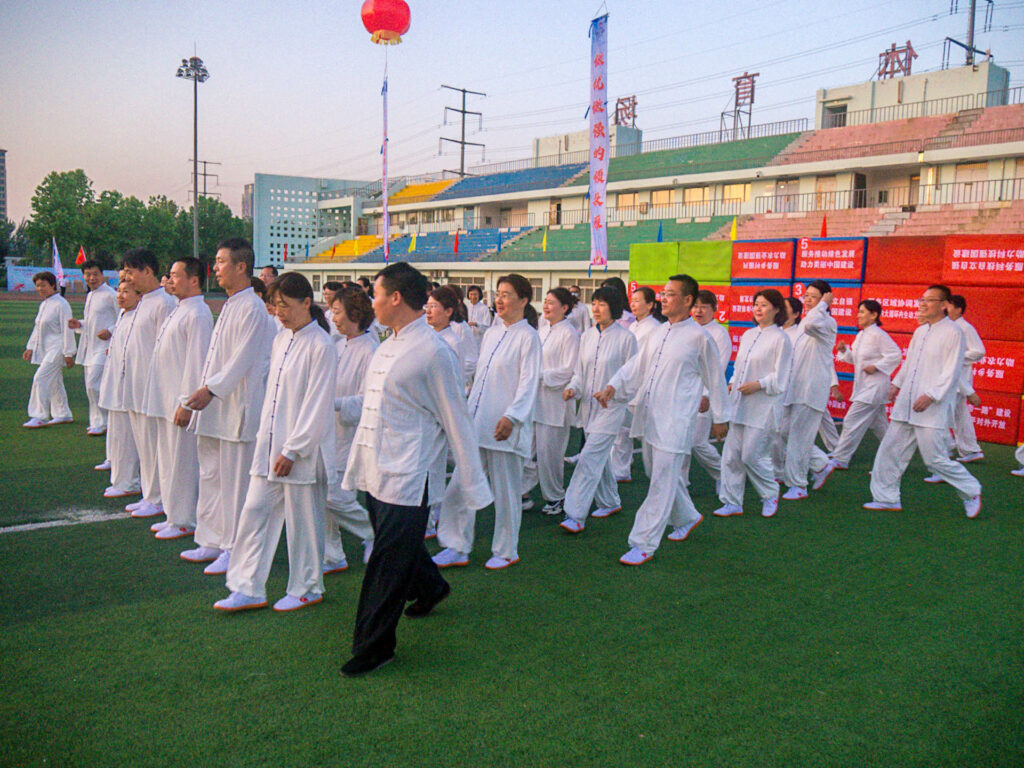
[951,398,982,457]
[325,481,373,565]
[1016,444,1024,466]
[719,424,778,507]
[832,401,888,466]
[818,411,839,453]
[564,430,620,521]
[869,421,982,506]
[522,423,570,502]
[83,363,107,430]
[627,443,701,553]
[784,404,830,490]
[771,409,789,481]
[195,436,255,552]
[106,409,140,491]
[156,418,199,527]
[438,447,523,559]
[683,410,722,485]
[610,413,634,480]
[227,473,326,600]
[28,360,71,421]
[128,410,161,506]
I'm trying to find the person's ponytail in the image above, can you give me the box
[524,303,539,328]
[310,303,330,333]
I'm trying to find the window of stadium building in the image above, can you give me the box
[683,187,709,205]
[311,275,321,292]
[445,275,486,295]
[651,189,672,207]
[558,277,604,303]
[723,183,751,203]
[617,192,638,210]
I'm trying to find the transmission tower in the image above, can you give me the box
[439,85,485,177]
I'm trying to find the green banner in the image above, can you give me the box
[629,242,679,285]
[677,241,732,284]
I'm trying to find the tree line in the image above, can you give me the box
[1,169,252,276]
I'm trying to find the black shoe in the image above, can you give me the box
[404,581,451,619]
[341,650,395,678]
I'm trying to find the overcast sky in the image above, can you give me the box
[3,0,1021,223]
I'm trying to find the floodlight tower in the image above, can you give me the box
[720,72,758,141]
[176,56,210,261]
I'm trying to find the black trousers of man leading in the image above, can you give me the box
[351,485,449,662]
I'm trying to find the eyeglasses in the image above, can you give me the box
[918,298,944,304]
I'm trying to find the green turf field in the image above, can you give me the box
[1,296,1021,767]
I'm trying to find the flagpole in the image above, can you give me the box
[382,49,390,264]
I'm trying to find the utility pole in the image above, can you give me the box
[176,55,210,262]
[439,84,485,177]
[188,159,222,199]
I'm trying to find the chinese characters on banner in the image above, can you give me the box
[589,14,609,270]
[730,239,796,281]
[794,237,866,281]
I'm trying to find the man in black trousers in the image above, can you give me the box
[341,262,492,677]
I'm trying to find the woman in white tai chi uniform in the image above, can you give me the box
[685,288,732,489]
[780,280,837,500]
[609,287,663,481]
[714,289,792,518]
[322,286,377,574]
[97,278,143,497]
[215,272,338,613]
[464,284,492,351]
[22,271,76,428]
[523,287,580,517]
[559,286,637,533]
[819,300,901,477]
[70,261,118,436]
[446,284,478,387]
[434,273,542,570]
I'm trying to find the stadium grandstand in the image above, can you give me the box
[251,59,1022,302]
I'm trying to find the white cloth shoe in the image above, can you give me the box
[564,453,580,465]
[362,540,373,564]
[104,485,140,498]
[713,504,742,517]
[484,556,519,570]
[154,524,194,540]
[863,501,902,511]
[559,516,584,533]
[761,497,779,517]
[923,474,945,484]
[432,548,469,568]
[424,521,437,539]
[46,416,73,426]
[964,495,982,519]
[125,500,145,512]
[129,502,163,518]
[591,505,621,519]
[541,499,564,516]
[180,546,221,563]
[521,495,535,512]
[203,550,231,575]
[94,459,112,471]
[149,520,169,532]
[86,426,106,436]
[323,558,349,575]
[273,592,323,612]
[213,591,266,612]
[956,452,984,463]
[22,417,48,429]
[619,547,652,566]
[1011,467,1024,477]
[811,461,836,490]
[667,514,703,541]
[781,486,808,501]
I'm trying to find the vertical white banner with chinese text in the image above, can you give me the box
[589,14,609,270]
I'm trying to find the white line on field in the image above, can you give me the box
[0,509,127,534]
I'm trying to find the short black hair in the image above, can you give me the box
[753,288,787,326]
[259,263,278,276]
[949,294,967,313]
[250,276,267,299]
[356,276,372,289]
[466,284,483,300]
[122,247,159,276]
[927,284,952,303]
[667,274,699,303]
[376,261,429,311]
[33,271,57,287]
[80,260,102,273]
[785,296,803,321]
[323,281,344,294]
[591,286,624,320]
[219,238,255,275]
[174,256,205,281]
[807,279,833,296]
[859,299,883,326]
[695,289,718,310]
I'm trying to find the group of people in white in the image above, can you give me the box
[21,241,1022,675]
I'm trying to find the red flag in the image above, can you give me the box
[820,215,828,238]
[75,246,86,265]
[283,243,288,262]
[453,230,459,255]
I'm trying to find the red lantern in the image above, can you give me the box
[361,0,411,45]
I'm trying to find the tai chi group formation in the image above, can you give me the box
[22,239,1023,675]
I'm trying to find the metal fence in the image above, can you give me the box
[821,85,1024,129]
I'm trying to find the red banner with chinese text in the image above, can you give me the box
[731,240,795,281]
[795,237,866,282]
[942,234,1024,287]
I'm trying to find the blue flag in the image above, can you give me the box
[656,220,663,242]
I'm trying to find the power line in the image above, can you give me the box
[439,85,486,177]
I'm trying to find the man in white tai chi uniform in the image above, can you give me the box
[685,288,731,488]
[865,285,982,518]
[181,239,274,573]
[22,271,77,428]
[121,248,178,519]
[69,261,118,436]
[943,294,985,465]
[143,257,213,540]
[598,274,728,566]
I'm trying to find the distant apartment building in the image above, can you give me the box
[241,182,254,222]
[0,149,7,221]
